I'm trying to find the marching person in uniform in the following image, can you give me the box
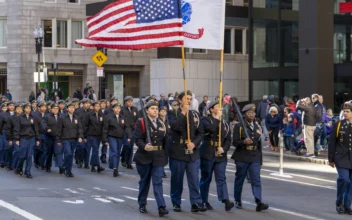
[31,100,38,113]
[58,100,66,116]
[99,99,108,163]
[14,103,40,178]
[0,102,9,168]
[85,101,105,173]
[232,104,269,212]
[41,103,60,173]
[57,102,83,177]
[159,106,170,178]
[3,101,15,170]
[102,103,131,177]
[6,103,23,170]
[75,98,91,168]
[120,96,138,169]
[199,101,234,211]
[104,97,119,116]
[169,91,207,212]
[32,101,47,170]
[134,100,169,217]
[329,102,352,215]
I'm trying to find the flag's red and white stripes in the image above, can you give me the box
[76,0,184,50]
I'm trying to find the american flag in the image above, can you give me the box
[76,0,184,50]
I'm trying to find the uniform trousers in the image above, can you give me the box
[121,131,135,166]
[88,136,101,167]
[44,135,56,169]
[136,163,166,208]
[336,167,352,209]
[17,137,35,175]
[200,158,229,203]
[108,137,123,169]
[234,161,262,202]
[62,140,77,173]
[11,143,20,169]
[169,158,202,206]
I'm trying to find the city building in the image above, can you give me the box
[0,0,250,103]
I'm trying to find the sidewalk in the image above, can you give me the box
[262,147,329,165]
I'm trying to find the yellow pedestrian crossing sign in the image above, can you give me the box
[92,50,108,67]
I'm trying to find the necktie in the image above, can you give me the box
[27,116,29,120]
[96,114,99,121]
[55,115,57,122]
[116,116,119,123]
[70,115,72,123]
[128,108,131,114]
[153,120,157,127]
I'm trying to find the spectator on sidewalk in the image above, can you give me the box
[297,97,317,158]
[284,114,296,152]
[158,94,168,109]
[318,95,328,150]
[325,108,333,137]
[4,89,12,101]
[199,95,208,117]
[265,106,281,152]
[73,88,83,100]
[257,95,269,141]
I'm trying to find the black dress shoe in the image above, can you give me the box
[256,202,269,212]
[158,207,169,217]
[235,201,242,209]
[113,169,119,177]
[84,165,90,169]
[77,163,82,168]
[97,166,105,173]
[173,205,181,212]
[121,162,127,168]
[162,172,167,178]
[59,167,65,174]
[46,168,51,173]
[65,172,74,177]
[34,164,39,169]
[224,200,235,211]
[336,203,345,214]
[191,203,207,212]
[91,167,97,172]
[101,160,107,164]
[127,164,134,169]
[26,174,33,179]
[205,202,213,210]
[346,208,352,215]
[139,205,148,213]
[0,164,4,168]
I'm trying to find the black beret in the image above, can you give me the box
[47,101,53,107]
[159,106,168,111]
[99,99,106,103]
[145,100,158,109]
[80,98,89,104]
[15,102,23,108]
[51,103,59,109]
[23,102,31,108]
[110,96,118,102]
[58,100,65,104]
[112,103,121,108]
[91,101,100,107]
[31,100,38,104]
[208,101,219,109]
[178,90,192,99]
[71,98,79,103]
[7,101,14,106]
[38,102,46,107]
[242,104,256,113]
[124,96,133,101]
[66,102,75,108]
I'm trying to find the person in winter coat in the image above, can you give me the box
[256,95,269,141]
[265,106,281,152]
[284,114,296,152]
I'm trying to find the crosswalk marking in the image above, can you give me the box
[124,196,138,201]
[121,186,138,191]
[107,197,125,203]
[65,188,79,194]
[94,198,111,203]
[77,188,91,193]
[93,187,107,192]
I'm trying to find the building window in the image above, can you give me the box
[71,21,83,48]
[252,80,279,101]
[0,20,6,47]
[224,27,247,55]
[42,20,52,48]
[68,0,79,3]
[57,20,68,48]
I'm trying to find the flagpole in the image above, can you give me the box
[217,49,224,157]
[181,45,192,154]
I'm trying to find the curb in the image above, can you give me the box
[262,151,329,165]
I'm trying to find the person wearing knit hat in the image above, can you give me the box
[133,98,169,216]
[199,100,235,211]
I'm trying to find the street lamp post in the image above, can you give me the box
[34,27,44,94]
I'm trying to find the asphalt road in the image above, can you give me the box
[0,149,344,220]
